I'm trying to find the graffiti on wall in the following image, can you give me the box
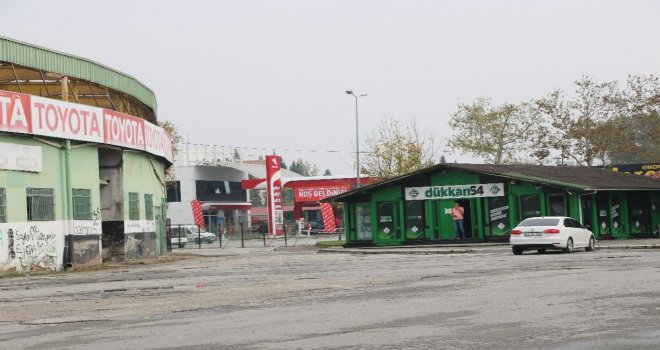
[73,208,102,235]
[1,222,64,269]
[5,226,57,266]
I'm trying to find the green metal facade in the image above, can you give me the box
[0,135,101,222]
[342,168,660,246]
[122,151,167,254]
[0,36,157,112]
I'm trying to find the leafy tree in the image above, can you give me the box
[448,99,540,164]
[605,75,660,163]
[289,159,319,176]
[439,155,447,163]
[323,169,332,176]
[158,120,182,181]
[532,75,659,165]
[361,117,437,179]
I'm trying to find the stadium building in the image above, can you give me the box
[0,36,172,271]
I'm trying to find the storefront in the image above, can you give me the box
[325,164,660,246]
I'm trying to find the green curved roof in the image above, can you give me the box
[0,36,157,113]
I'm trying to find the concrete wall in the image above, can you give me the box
[0,136,102,271]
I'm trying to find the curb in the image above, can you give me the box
[595,244,660,250]
[319,248,474,255]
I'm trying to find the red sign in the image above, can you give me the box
[320,203,336,233]
[190,200,205,229]
[0,91,31,133]
[294,185,350,202]
[266,155,284,235]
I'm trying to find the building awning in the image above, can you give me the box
[202,202,252,211]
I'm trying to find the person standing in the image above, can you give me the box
[449,202,465,240]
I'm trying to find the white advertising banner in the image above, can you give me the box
[144,121,174,162]
[0,90,172,162]
[31,95,104,143]
[405,183,505,201]
[0,142,43,172]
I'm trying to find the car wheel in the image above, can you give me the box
[537,249,546,254]
[585,236,595,252]
[564,238,574,253]
[512,246,523,255]
[178,243,186,248]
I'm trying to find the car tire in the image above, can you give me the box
[512,246,523,255]
[585,236,595,252]
[178,243,186,248]
[537,249,546,254]
[564,238,574,253]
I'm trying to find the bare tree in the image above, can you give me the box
[361,117,437,179]
[158,120,182,181]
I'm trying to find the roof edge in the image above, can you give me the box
[0,35,157,113]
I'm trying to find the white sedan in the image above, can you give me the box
[510,216,595,255]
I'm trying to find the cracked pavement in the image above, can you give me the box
[1,246,660,349]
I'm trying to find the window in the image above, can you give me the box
[404,201,425,239]
[27,188,54,221]
[72,188,92,220]
[565,218,583,229]
[548,195,567,216]
[518,218,560,227]
[129,192,140,220]
[166,181,181,202]
[0,187,6,223]
[144,194,154,220]
[195,180,247,202]
[355,203,372,240]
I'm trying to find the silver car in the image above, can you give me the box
[172,225,216,244]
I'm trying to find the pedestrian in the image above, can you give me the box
[448,202,465,240]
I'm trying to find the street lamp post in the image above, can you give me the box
[345,90,367,188]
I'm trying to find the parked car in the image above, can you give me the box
[510,216,595,255]
[170,235,187,249]
[172,225,216,244]
[307,221,325,234]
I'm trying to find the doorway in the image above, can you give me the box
[455,199,473,239]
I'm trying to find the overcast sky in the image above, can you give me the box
[1,0,659,175]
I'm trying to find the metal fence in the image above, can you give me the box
[167,221,343,250]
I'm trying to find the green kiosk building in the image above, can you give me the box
[326,164,660,246]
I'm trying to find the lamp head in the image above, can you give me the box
[345,90,354,95]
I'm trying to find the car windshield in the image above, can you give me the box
[518,218,560,227]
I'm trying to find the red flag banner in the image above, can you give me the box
[191,199,205,229]
[320,203,336,233]
[266,155,284,235]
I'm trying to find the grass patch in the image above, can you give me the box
[316,240,345,248]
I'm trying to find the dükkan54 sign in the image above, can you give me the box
[405,183,504,201]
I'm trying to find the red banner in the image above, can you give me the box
[191,200,205,229]
[0,90,32,133]
[320,203,336,233]
[294,185,350,202]
[266,155,284,235]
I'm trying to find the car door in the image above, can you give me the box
[567,218,587,247]
[574,219,591,246]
